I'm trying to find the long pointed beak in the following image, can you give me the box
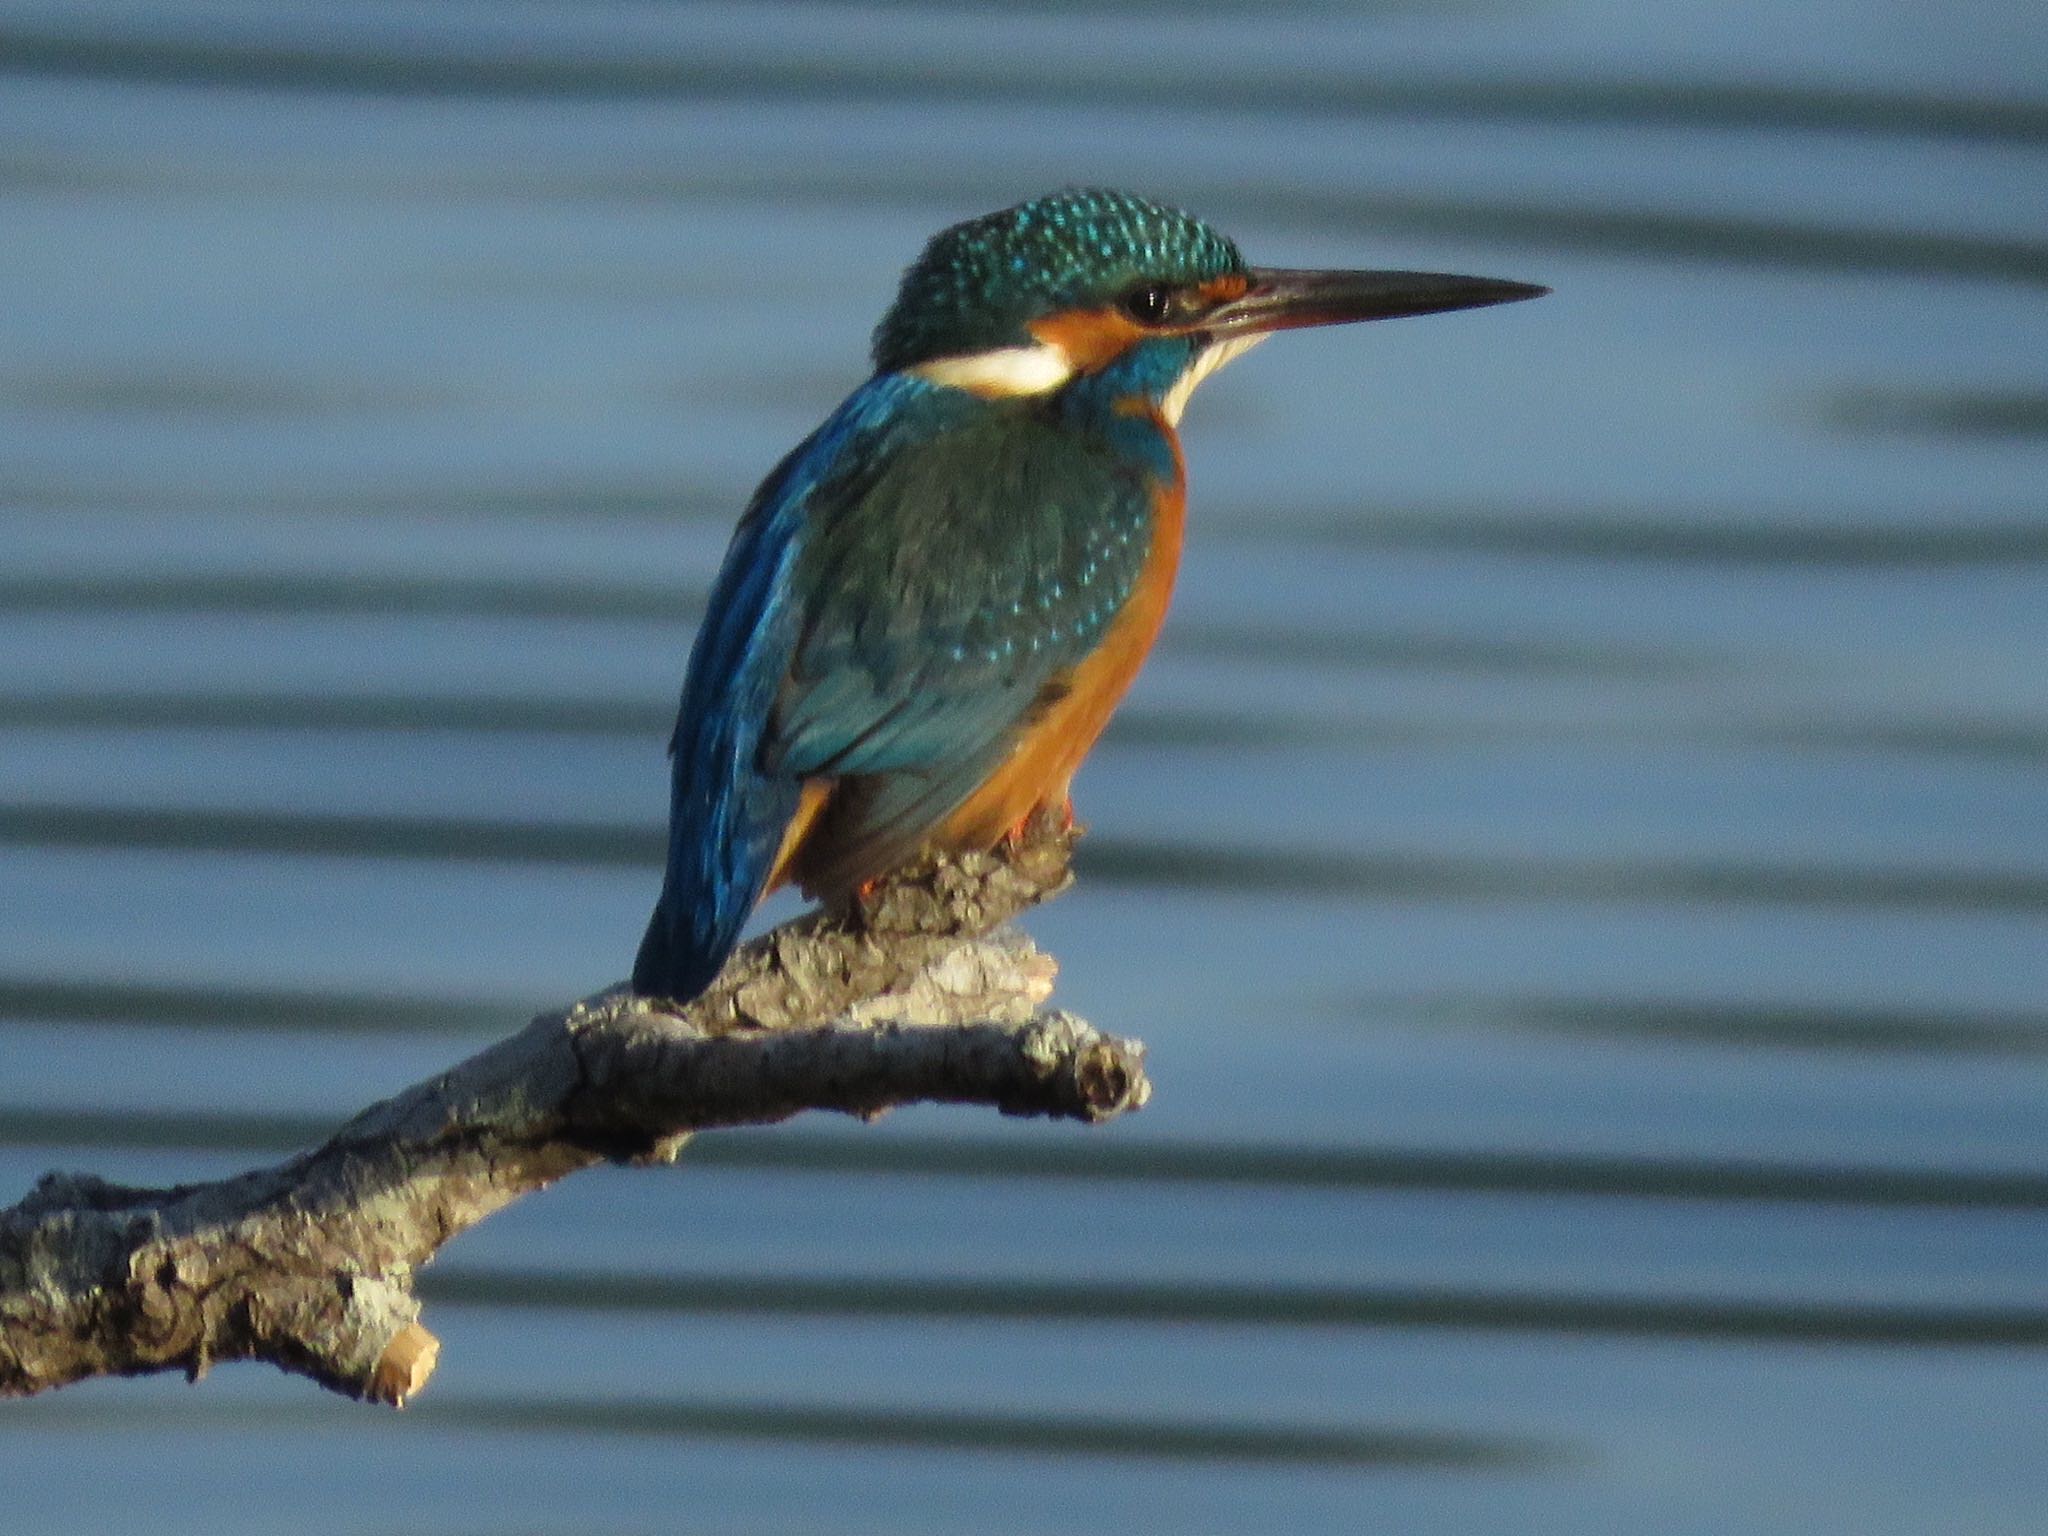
[1204,267,1547,336]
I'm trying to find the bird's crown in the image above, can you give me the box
[872,188,1244,373]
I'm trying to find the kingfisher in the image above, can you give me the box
[633,188,1543,1002]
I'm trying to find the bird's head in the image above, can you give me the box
[872,188,1544,421]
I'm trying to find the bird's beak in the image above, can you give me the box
[1202,267,1547,336]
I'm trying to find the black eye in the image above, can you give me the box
[1123,284,1173,325]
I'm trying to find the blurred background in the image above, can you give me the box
[2,1,2045,1532]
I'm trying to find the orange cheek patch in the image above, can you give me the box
[1027,306,1149,372]
[1193,273,1251,305]
[1029,277,1250,372]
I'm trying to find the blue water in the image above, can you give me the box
[3,2,2046,1532]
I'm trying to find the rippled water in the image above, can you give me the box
[3,3,2046,1532]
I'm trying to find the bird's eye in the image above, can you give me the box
[1122,284,1174,325]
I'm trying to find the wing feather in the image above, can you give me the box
[634,372,1157,997]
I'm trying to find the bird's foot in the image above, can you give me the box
[1000,796,1075,851]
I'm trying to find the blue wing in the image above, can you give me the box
[632,373,1157,1000]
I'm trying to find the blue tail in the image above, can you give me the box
[630,770,795,1000]
[630,452,812,1002]
[629,549,804,998]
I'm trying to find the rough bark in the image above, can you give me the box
[0,817,1146,1407]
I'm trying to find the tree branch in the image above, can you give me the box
[0,816,1147,1406]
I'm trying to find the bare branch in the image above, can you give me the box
[0,816,1147,1407]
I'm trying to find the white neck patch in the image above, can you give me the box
[911,342,1074,397]
[1159,332,1267,427]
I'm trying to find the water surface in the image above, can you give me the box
[2,3,2045,1532]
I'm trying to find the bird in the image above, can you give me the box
[632,187,1543,1002]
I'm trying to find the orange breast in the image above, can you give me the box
[936,410,1188,849]
[764,406,1188,896]
[764,778,832,893]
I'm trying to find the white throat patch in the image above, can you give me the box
[1159,332,1267,427]
[910,342,1074,397]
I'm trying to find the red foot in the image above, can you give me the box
[999,796,1076,850]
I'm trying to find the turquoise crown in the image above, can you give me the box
[871,189,1244,373]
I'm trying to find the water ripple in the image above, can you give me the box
[5,1107,2041,1208]
[1,804,2041,911]
[1,690,2044,765]
[1363,992,2048,1054]
[419,1268,2048,1346]
[17,1391,1554,1468]
[3,14,2044,149]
